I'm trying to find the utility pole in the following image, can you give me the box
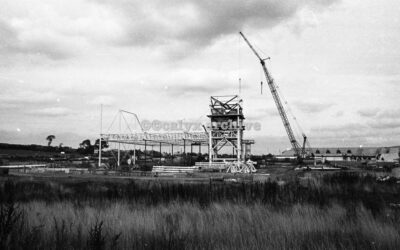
[118,110,121,167]
[239,78,242,95]
[208,129,212,165]
[98,104,103,168]
[237,102,242,162]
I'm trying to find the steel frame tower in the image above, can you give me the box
[207,95,245,163]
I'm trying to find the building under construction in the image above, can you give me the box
[99,95,256,173]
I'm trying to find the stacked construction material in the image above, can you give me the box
[195,162,228,171]
[152,166,199,176]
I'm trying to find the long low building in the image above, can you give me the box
[282,146,400,163]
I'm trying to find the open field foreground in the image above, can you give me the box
[1,173,400,249]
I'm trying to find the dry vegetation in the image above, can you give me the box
[1,172,400,249]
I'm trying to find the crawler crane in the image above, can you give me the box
[239,31,309,161]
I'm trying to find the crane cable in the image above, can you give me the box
[257,47,312,150]
[237,34,242,95]
[274,84,312,149]
[257,55,303,142]
[252,42,305,149]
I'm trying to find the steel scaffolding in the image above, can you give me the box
[207,95,248,163]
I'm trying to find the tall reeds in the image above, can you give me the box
[0,172,399,249]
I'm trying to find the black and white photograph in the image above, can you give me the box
[1,0,400,249]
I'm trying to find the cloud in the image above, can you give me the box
[335,111,344,117]
[309,121,400,147]
[358,108,380,118]
[246,107,279,120]
[0,0,339,61]
[0,18,79,60]
[310,123,374,146]
[0,19,16,48]
[152,68,248,96]
[244,130,397,154]
[312,123,369,135]
[0,90,59,105]
[96,0,339,53]
[295,101,333,113]
[163,82,232,96]
[26,107,74,117]
[377,109,400,119]
[0,0,121,61]
[89,95,116,106]
[252,135,295,154]
[368,119,400,130]
[357,108,400,121]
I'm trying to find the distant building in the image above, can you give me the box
[282,146,400,163]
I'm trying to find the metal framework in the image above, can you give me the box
[207,95,252,163]
[98,110,209,167]
[102,132,208,146]
[239,31,306,158]
[102,132,253,150]
[98,101,255,170]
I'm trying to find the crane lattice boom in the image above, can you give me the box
[239,31,303,157]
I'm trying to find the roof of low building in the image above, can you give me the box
[282,146,400,156]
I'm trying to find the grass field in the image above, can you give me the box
[1,172,400,249]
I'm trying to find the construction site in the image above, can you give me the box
[3,0,400,248]
[1,32,399,181]
[87,32,396,177]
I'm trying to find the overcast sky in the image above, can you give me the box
[1,0,400,154]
